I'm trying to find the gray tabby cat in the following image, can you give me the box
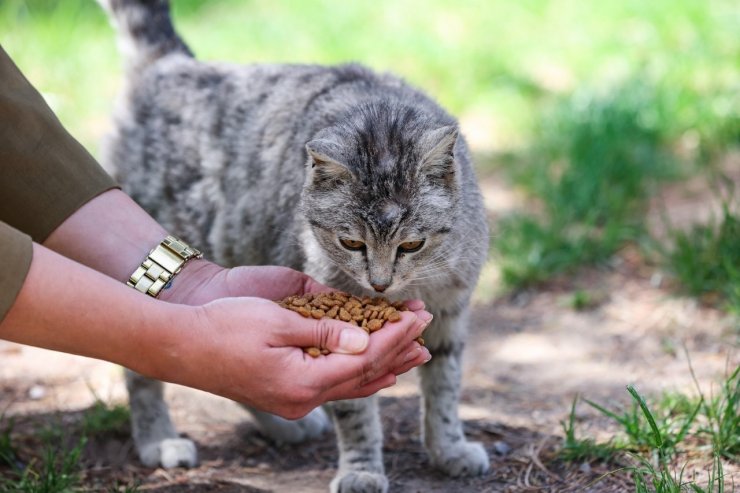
[100,1,490,491]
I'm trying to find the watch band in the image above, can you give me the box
[127,235,203,297]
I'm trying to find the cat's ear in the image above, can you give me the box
[419,125,458,182]
[306,139,352,183]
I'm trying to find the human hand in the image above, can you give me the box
[159,261,347,305]
[154,296,431,419]
[159,261,428,338]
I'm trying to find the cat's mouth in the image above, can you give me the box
[360,275,408,297]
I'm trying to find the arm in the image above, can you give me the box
[1,46,431,415]
[0,243,430,418]
[42,189,398,307]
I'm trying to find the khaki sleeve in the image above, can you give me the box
[0,221,33,323]
[0,45,118,242]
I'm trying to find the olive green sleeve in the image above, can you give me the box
[0,45,118,242]
[0,45,119,323]
[0,222,33,323]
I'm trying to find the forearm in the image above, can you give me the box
[43,188,317,304]
[43,189,170,283]
[0,242,430,415]
[43,188,226,303]
[0,242,185,378]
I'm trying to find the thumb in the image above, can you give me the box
[314,318,369,354]
[284,316,370,354]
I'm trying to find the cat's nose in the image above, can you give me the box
[371,283,389,293]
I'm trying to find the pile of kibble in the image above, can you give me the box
[276,291,425,357]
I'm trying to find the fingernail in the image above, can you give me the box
[418,311,433,324]
[423,348,432,363]
[404,347,422,363]
[337,328,369,354]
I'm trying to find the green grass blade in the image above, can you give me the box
[626,385,663,448]
[583,398,627,425]
[675,396,703,445]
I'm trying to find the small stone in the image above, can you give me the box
[579,461,592,475]
[492,440,511,455]
[28,384,46,400]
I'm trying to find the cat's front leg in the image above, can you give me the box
[419,307,489,477]
[125,369,198,468]
[327,397,388,493]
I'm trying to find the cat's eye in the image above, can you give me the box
[398,240,425,253]
[340,238,366,251]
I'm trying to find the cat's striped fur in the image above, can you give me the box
[99,1,490,491]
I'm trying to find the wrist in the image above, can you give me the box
[156,258,226,305]
[139,303,239,399]
[127,301,204,381]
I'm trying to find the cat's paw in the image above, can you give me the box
[330,471,389,493]
[257,406,331,444]
[138,438,198,468]
[430,440,489,477]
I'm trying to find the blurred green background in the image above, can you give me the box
[2,0,739,307]
[3,0,737,155]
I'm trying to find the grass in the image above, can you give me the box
[561,395,623,463]
[0,414,21,471]
[495,76,738,301]
[1,0,738,154]
[561,366,740,491]
[81,399,130,436]
[630,453,727,493]
[664,191,740,315]
[0,428,86,493]
[690,363,739,462]
[2,0,738,305]
[496,81,677,287]
[0,1,737,485]
[0,399,132,492]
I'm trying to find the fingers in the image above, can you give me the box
[273,301,430,356]
[321,373,398,402]
[397,310,431,340]
[305,310,431,390]
[250,266,319,300]
[318,341,430,402]
[275,309,432,409]
[302,276,334,295]
[404,299,426,311]
[275,302,433,356]
[273,314,371,354]
[390,342,432,377]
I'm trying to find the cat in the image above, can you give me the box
[99,1,490,491]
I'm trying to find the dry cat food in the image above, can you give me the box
[276,292,425,357]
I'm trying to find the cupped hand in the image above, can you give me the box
[159,261,426,311]
[158,261,331,305]
[160,296,431,419]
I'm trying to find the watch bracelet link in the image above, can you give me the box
[127,235,203,298]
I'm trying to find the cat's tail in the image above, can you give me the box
[97,0,193,74]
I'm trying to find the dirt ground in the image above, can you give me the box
[1,167,738,492]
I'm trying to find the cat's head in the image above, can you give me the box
[301,101,462,295]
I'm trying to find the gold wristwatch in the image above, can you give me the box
[127,235,203,297]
